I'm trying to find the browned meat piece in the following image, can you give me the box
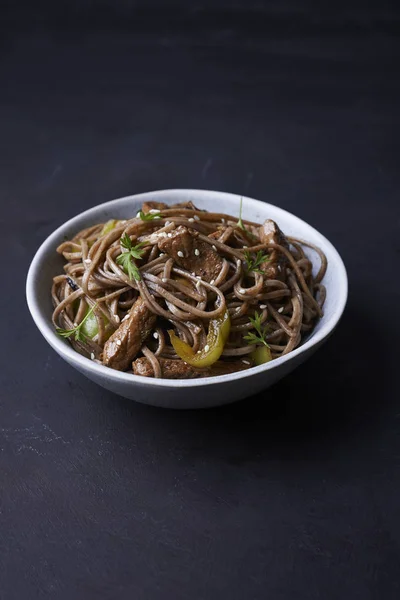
[157,225,224,283]
[132,357,252,378]
[141,201,200,214]
[132,357,202,379]
[259,219,288,280]
[208,229,222,240]
[103,297,156,370]
[170,201,201,211]
[208,226,233,244]
[142,201,168,214]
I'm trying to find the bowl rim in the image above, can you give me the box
[26,188,348,388]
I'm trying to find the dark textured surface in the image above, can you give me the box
[1,2,400,598]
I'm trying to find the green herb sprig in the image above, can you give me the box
[244,311,270,347]
[137,209,163,221]
[237,196,257,240]
[56,303,98,342]
[243,249,270,274]
[116,234,147,281]
[237,197,245,230]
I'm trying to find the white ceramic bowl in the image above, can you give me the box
[26,189,347,409]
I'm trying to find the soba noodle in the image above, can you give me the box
[52,201,327,379]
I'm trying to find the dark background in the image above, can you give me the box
[1,1,399,598]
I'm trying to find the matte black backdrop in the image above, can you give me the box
[1,2,399,599]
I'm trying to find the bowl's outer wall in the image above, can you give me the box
[27,189,347,408]
[62,343,321,409]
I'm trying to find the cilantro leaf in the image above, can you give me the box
[116,251,141,281]
[129,242,147,260]
[116,235,147,281]
[137,209,163,221]
[244,250,270,274]
[56,303,98,342]
[120,233,133,251]
[243,311,270,347]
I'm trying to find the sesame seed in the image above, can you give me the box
[193,215,200,221]
[149,209,160,214]
[84,258,92,264]
[153,332,159,339]
[167,233,172,238]
[197,350,201,354]
[278,307,284,313]
[73,322,78,328]
[159,253,165,257]
[242,359,250,365]
[122,314,129,322]
[165,220,171,226]
[210,279,215,285]
[221,218,226,224]
[162,278,168,282]
[114,314,120,323]
[204,344,210,352]
[90,352,95,360]
[259,304,267,309]
[177,250,184,258]
[188,218,195,223]
[212,245,217,251]
[116,339,122,346]
[196,275,202,280]
[194,248,200,256]
[243,245,248,249]
[196,280,202,290]
[136,212,141,218]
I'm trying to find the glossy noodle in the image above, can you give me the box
[52,200,327,379]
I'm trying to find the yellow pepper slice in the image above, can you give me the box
[250,345,272,365]
[100,219,120,236]
[168,310,230,368]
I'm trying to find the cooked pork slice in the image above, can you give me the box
[259,219,288,280]
[157,225,224,283]
[132,357,252,378]
[103,297,156,370]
